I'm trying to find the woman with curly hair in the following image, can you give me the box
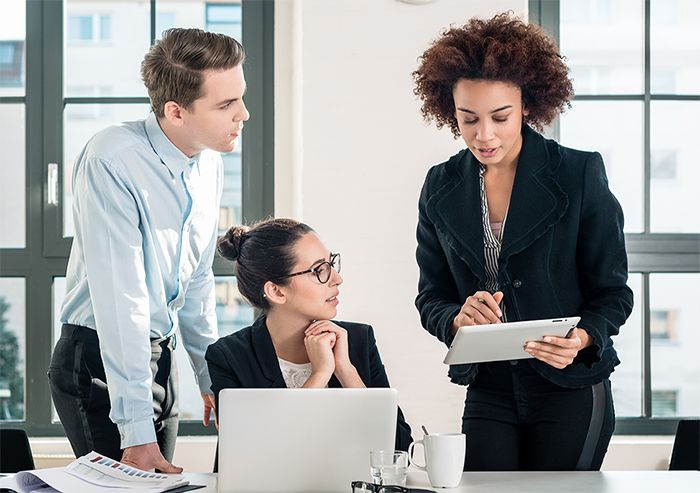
[413,13,633,471]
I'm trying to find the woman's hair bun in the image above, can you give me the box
[217,225,250,261]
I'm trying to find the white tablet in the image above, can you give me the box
[443,317,581,365]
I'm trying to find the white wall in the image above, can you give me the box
[275,0,528,438]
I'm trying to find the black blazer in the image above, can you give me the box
[416,125,634,389]
[205,316,413,451]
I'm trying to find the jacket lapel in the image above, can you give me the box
[499,126,569,267]
[426,150,487,285]
[426,126,569,282]
[251,316,287,388]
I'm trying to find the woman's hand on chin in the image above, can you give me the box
[305,320,351,369]
[305,320,365,388]
[303,329,336,387]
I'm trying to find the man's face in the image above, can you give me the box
[180,64,249,155]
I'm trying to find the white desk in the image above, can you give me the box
[183,469,700,493]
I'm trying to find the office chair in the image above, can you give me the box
[0,428,35,473]
[669,419,700,471]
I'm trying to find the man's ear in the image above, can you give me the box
[163,101,185,127]
[264,281,287,307]
[522,104,530,117]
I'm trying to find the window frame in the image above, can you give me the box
[530,0,700,435]
[0,0,274,437]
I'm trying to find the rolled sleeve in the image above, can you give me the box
[118,417,160,449]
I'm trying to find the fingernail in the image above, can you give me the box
[527,342,535,348]
[544,337,552,343]
[497,310,502,317]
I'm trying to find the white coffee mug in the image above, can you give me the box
[408,433,465,488]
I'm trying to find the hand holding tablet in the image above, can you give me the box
[443,317,581,365]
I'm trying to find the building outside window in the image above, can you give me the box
[0,41,24,87]
[67,14,112,43]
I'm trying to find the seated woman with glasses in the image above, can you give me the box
[205,218,413,452]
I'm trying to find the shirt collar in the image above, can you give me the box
[145,112,198,177]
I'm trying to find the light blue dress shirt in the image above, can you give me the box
[61,112,221,448]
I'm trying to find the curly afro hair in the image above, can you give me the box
[412,12,573,137]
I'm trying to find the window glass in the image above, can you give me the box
[206,3,242,39]
[650,0,700,94]
[219,151,243,235]
[68,15,93,42]
[650,273,700,417]
[64,1,149,97]
[175,276,253,420]
[0,104,26,248]
[100,15,112,42]
[558,101,644,232]
[0,278,26,421]
[650,101,700,233]
[560,0,644,95]
[0,0,25,97]
[156,1,242,38]
[609,274,643,417]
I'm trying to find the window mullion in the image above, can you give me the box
[642,272,652,418]
[150,0,156,46]
[643,0,651,234]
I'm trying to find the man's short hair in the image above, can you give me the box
[141,28,245,118]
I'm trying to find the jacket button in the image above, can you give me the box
[512,279,522,288]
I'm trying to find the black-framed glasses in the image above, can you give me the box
[274,252,341,284]
[351,482,435,493]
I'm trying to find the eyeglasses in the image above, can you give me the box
[274,253,341,284]
[351,482,435,493]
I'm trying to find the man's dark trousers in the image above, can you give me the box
[48,324,179,461]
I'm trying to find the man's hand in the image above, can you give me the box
[120,442,182,473]
[202,393,216,428]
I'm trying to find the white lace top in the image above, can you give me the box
[278,358,314,388]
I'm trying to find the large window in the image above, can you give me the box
[532,0,700,434]
[0,0,273,436]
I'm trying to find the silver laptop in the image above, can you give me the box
[217,388,398,493]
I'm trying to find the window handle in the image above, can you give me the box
[47,163,59,206]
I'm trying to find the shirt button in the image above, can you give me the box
[513,279,522,288]
[509,360,518,366]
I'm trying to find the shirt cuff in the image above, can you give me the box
[117,418,157,449]
[197,372,213,395]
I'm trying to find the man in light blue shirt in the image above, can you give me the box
[48,28,249,473]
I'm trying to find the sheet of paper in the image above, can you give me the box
[0,451,188,493]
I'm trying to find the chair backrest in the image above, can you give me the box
[0,428,35,473]
[669,419,700,471]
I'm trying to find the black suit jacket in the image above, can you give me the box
[205,317,413,451]
[416,125,634,388]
